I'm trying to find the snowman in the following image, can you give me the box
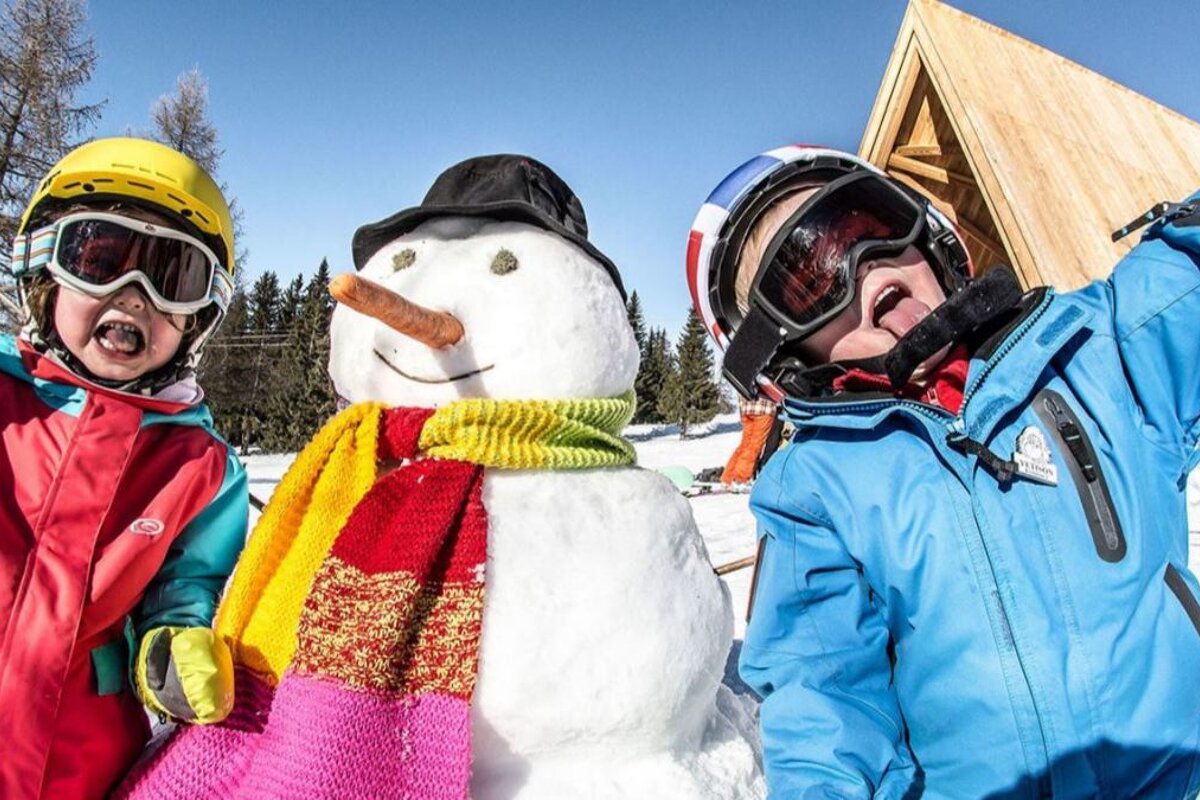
[118,155,763,800]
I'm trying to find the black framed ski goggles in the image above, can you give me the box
[720,171,928,398]
[11,212,232,315]
[749,171,927,339]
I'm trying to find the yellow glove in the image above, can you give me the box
[135,626,234,724]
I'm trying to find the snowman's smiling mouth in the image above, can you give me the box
[373,349,494,384]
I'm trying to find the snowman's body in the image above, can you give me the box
[330,218,764,798]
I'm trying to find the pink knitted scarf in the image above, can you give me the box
[118,408,487,799]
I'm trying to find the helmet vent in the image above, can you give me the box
[167,193,186,205]
[193,211,208,224]
[155,170,178,185]
[63,181,81,190]
[180,209,193,218]
[127,180,155,191]
[82,183,95,192]
[93,178,114,184]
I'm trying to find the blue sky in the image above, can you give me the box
[81,1,1200,335]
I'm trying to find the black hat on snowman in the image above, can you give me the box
[352,154,627,301]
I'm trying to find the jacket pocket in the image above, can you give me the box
[1033,389,1126,562]
[1165,564,1200,637]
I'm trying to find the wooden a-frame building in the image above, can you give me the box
[860,0,1200,289]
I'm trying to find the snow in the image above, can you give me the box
[310,218,763,798]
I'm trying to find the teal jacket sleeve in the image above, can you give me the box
[1100,190,1200,463]
[133,449,249,637]
[739,465,917,799]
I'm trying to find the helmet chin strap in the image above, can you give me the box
[770,265,1025,398]
[880,265,1023,388]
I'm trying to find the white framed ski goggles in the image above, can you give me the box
[11,211,233,315]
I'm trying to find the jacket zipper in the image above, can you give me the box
[1033,389,1126,563]
[785,294,1061,785]
[1165,564,1200,637]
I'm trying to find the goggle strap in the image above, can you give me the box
[10,228,58,277]
[12,217,232,315]
[723,306,787,400]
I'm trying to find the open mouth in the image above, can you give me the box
[871,284,909,327]
[94,321,146,356]
[373,349,494,384]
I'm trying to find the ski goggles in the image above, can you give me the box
[11,211,233,315]
[748,171,927,339]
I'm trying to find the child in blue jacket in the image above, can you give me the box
[686,145,1200,798]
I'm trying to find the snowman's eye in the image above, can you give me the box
[491,249,518,275]
[392,249,417,271]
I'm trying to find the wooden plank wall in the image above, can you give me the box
[911,0,1200,290]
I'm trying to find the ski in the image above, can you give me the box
[683,481,752,498]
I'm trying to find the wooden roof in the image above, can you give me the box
[860,0,1200,289]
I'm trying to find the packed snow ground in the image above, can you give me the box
[245,413,1200,644]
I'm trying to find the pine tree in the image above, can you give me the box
[0,0,102,328]
[199,279,256,448]
[247,271,282,333]
[218,271,284,449]
[277,274,304,332]
[627,291,657,423]
[626,291,647,354]
[149,65,248,268]
[635,327,673,424]
[657,307,720,436]
[261,260,335,452]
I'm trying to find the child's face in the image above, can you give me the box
[797,244,949,379]
[53,283,187,382]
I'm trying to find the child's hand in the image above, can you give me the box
[135,626,234,724]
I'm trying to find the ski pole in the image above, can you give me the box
[714,554,757,576]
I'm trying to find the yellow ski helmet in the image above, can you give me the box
[18,136,235,273]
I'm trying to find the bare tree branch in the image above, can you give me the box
[0,0,104,331]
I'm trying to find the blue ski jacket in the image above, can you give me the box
[740,194,1200,799]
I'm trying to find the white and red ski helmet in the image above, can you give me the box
[685,145,971,400]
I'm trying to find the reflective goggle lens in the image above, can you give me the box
[56,218,215,305]
[755,175,923,332]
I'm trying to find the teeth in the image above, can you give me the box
[873,286,899,311]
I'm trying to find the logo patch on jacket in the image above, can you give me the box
[1012,426,1058,485]
[129,518,165,536]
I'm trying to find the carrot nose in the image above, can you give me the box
[329,274,464,349]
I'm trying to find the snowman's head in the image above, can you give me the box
[329,216,638,407]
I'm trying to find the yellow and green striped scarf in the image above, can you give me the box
[419,389,636,469]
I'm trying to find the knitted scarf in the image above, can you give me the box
[118,393,635,800]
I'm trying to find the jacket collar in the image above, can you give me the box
[17,339,200,415]
[782,289,1092,440]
